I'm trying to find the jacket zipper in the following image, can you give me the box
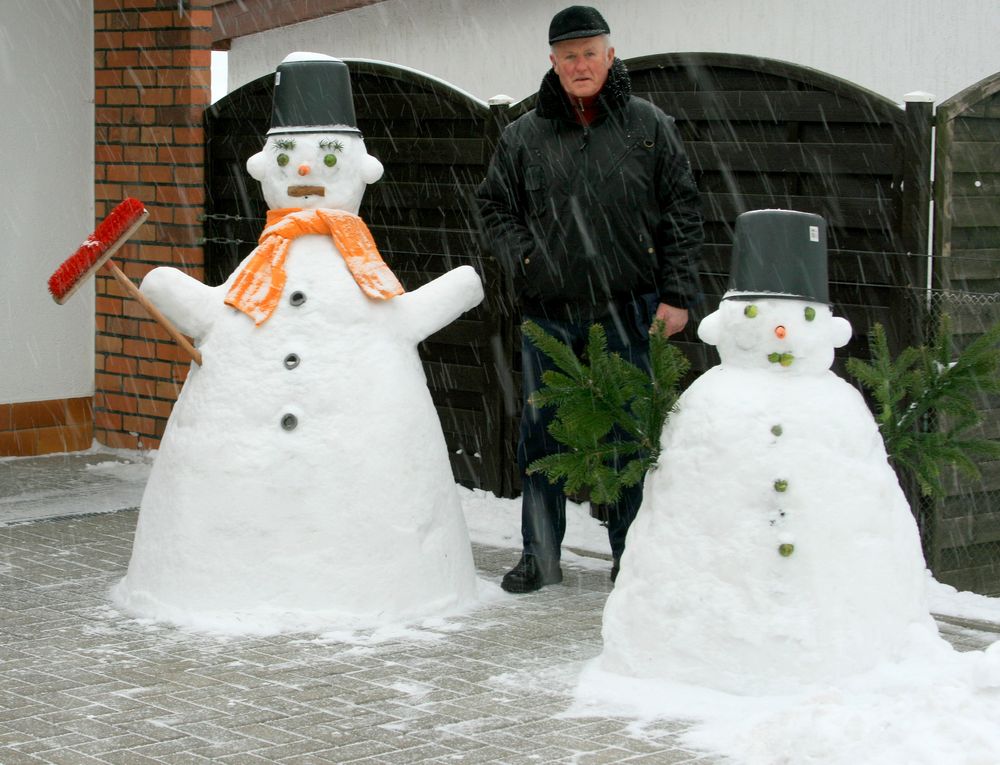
[577,98,590,150]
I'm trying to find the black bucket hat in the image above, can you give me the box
[269,53,359,135]
[549,6,610,44]
[725,209,830,303]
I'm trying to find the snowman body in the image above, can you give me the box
[600,296,938,694]
[113,93,482,631]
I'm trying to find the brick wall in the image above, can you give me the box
[93,0,213,450]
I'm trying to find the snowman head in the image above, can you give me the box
[247,52,383,213]
[246,132,383,213]
[698,294,853,375]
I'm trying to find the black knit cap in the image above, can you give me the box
[548,5,610,44]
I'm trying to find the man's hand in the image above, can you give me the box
[652,303,688,337]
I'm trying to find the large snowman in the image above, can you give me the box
[600,210,941,694]
[113,53,482,632]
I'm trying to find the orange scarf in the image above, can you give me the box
[224,207,404,325]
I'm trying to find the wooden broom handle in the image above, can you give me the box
[103,261,203,366]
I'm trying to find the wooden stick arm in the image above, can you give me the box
[104,262,203,366]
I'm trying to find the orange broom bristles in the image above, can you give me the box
[48,198,147,303]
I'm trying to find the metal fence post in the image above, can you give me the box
[900,92,937,566]
[901,92,935,342]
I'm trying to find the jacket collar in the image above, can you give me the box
[536,57,632,123]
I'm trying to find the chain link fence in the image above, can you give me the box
[919,259,1000,594]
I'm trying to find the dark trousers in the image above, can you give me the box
[518,301,653,563]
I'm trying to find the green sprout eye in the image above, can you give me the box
[276,153,289,167]
[323,154,337,167]
[744,304,758,318]
[804,306,816,321]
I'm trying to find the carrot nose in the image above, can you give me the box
[775,325,787,339]
[298,164,310,176]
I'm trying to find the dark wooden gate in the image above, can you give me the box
[929,71,1000,594]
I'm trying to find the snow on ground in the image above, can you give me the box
[0,442,152,525]
[570,634,1000,765]
[458,485,611,567]
[928,577,1000,624]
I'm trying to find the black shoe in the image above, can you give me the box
[610,557,621,583]
[501,554,562,593]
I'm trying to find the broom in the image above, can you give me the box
[48,198,202,366]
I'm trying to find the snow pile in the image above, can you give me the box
[928,578,1000,624]
[574,638,1000,765]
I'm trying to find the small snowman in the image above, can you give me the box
[600,210,941,694]
[113,53,483,632]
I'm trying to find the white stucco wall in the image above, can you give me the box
[227,0,999,106]
[1,0,94,405]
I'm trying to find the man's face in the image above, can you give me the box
[549,36,614,100]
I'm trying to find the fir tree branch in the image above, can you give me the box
[523,319,689,506]
[848,315,1000,498]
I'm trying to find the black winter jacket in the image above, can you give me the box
[476,59,704,321]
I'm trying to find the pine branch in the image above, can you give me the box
[848,315,1000,498]
[523,319,689,506]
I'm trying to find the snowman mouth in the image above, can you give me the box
[287,185,326,197]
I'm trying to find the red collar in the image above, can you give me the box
[568,93,600,125]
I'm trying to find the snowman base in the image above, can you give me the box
[599,366,941,695]
[111,578,477,635]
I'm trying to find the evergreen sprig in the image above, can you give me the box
[523,320,690,505]
[846,315,1000,497]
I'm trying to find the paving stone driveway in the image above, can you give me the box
[2,508,997,765]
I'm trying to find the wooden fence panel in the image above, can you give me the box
[930,70,1000,594]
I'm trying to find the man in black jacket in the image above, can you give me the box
[477,5,703,593]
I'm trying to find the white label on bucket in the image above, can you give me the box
[809,226,820,242]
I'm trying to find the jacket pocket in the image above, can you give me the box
[524,165,546,217]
